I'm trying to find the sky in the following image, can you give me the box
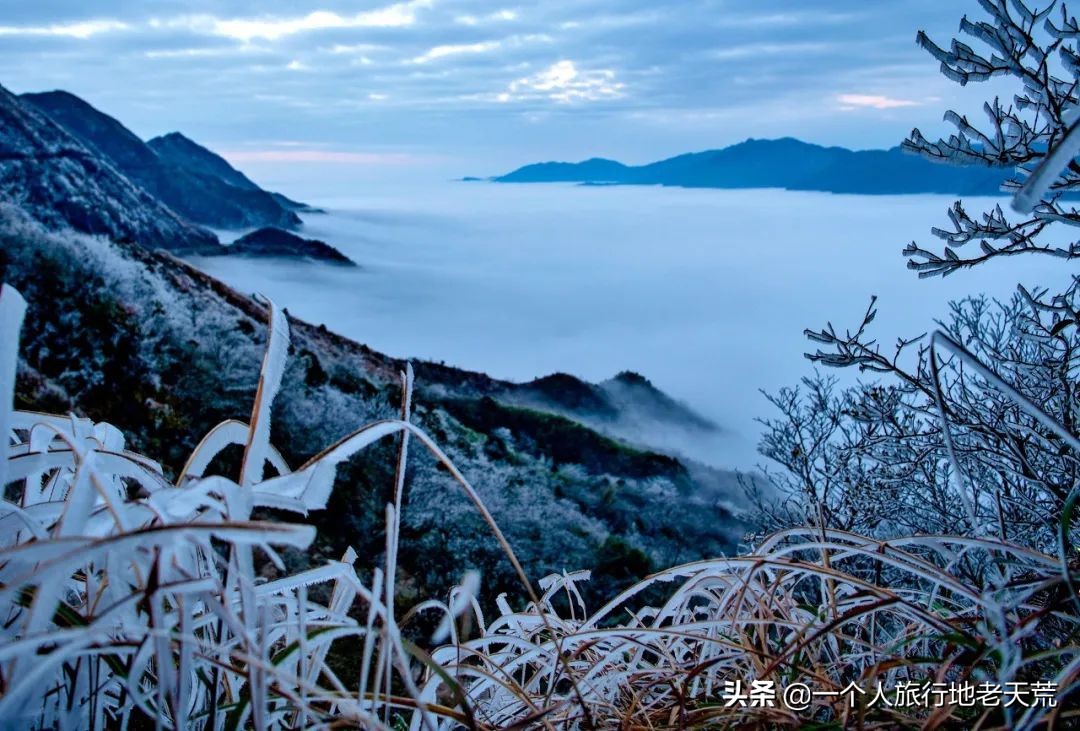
[0,1,994,180]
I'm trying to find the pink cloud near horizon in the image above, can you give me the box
[220,148,426,165]
[836,93,925,110]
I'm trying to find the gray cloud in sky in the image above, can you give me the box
[0,1,997,175]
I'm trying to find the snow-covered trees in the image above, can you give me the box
[904,0,1080,274]
[755,288,1080,554]
[754,0,1080,593]
[740,7,1080,721]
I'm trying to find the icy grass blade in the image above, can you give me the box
[240,295,290,487]
[181,419,290,485]
[0,285,26,491]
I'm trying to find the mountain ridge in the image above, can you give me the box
[22,90,303,230]
[147,131,321,213]
[0,83,343,263]
[0,84,221,253]
[0,79,748,609]
[491,137,1012,195]
[0,80,726,474]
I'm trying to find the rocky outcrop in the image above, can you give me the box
[226,227,356,265]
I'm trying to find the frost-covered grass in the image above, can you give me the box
[0,284,1075,729]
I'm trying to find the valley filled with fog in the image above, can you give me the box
[193,181,1073,469]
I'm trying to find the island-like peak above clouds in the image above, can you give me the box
[496,157,631,183]
[227,227,356,266]
[491,137,1011,195]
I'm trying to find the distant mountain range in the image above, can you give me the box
[489,137,1013,195]
[0,83,348,262]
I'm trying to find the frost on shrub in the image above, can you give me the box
[755,291,1080,552]
[752,0,1080,559]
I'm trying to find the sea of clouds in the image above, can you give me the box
[195,180,1074,470]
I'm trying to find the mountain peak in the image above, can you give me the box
[0,84,221,252]
[495,156,630,183]
[148,131,261,193]
[611,370,653,387]
[23,89,304,230]
[23,89,85,106]
[156,130,190,142]
[148,132,314,213]
[22,89,158,169]
[151,131,207,155]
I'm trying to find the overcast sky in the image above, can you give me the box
[0,1,993,179]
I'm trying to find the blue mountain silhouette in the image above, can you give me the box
[494,137,1011,195]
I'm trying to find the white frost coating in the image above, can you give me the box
[181,418,291,484]
[0,283,403,728]
[0,279,507,729]
[240,295,290,486]
[431,570,480,643]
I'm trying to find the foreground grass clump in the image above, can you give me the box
[0,285,1074,730]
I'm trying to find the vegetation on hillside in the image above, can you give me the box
[0,203,741,621]
[2,1,1079,728]
[1,282,1072,729]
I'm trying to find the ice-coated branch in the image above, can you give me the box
[898,0,1080,277]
